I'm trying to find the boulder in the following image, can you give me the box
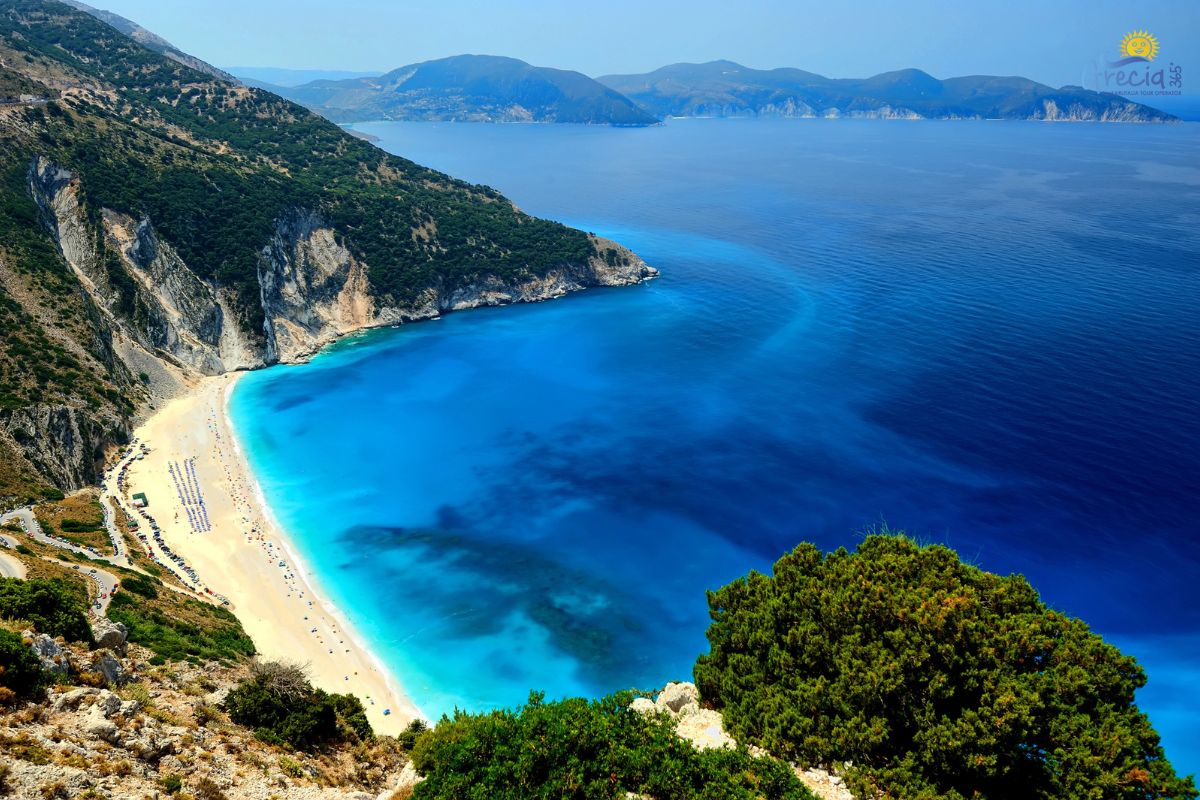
[89,650,126,685]
[91,618,128,654]
[84,706,121,744]
[27,631,71,676]
[655,682,699,715]
[675,707,735,751]
[95,689,122,717]
[628,697,657,715]
[52,686,98,712]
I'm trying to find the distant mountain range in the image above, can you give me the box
[261,55,1172,126]
[229,66,384,89]
[265,55,658,125]
[599,61,1173,122]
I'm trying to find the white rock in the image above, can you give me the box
[655,682,699,715]
[91,618,128,654]
[674,708,735,751]
[84,706,120,744]
[628,697,657,715]
[52,687,98,712]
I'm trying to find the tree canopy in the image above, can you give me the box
[694,535,1196,800]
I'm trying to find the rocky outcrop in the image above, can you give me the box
[258,209,377,364]
[0,405,108,490]
[91,617,128,654]
[630,681,735,752]
[258,216,656,363]
[25,631,71,676]
[630,682,856,800]
[1,642,411,799]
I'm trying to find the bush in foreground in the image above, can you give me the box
[0,577,91,643]
[409,691,814,800]
[0,628,48,701]
[695,534,1197,800]
[224,660,371,750]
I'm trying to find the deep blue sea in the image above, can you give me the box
[230,119,1200,773]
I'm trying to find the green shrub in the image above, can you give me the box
[0,628,48,700]
[117,573,157,599]
[0,577,92,642]
[224,661,372,751]
[410,691,813,800]
[695,534,1198,800]
[157,773,182,795]
[397,718,428,751]
[107,592,254,663]
[58,518,100,533]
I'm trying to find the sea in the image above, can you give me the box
[228,118,1200,774]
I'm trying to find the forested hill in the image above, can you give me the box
[599,60,1175,121]
[0,0,653,504]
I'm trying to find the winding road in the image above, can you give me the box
[1,508,120,614]
[0,531,26,579]
[0,441,227,617]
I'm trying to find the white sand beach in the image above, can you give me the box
[122,373,420,735]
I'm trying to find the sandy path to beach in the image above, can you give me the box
[123,373,419,735]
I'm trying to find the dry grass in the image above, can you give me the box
[33,489,110,552]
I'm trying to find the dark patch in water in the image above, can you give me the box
[337,524,658,688]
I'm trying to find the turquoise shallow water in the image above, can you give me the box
[230,119,1200,773]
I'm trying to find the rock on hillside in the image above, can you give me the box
[0,638,410,799]
[631,681,856,800]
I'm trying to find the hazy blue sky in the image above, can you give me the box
[96,0,1198,85]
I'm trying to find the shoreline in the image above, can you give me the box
[122,372,420,735]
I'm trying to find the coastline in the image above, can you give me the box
[122,372,420,735]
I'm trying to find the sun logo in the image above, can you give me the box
[1120,30,1159,61]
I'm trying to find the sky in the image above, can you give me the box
[93,0,1198,87]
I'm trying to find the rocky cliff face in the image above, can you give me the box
[257,209,378,364]
[257,219,656,363]
[28,157,240,376]
[1,404,107,490]
[1032,98,1162,122]
[32,157,655,371]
